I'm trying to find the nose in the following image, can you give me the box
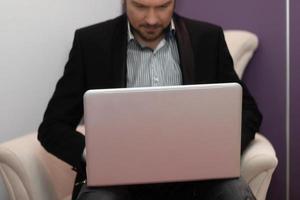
[145,9,159,25]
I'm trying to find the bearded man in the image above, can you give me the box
[38,0,262,199]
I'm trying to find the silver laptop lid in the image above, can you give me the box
[84,83,242,186]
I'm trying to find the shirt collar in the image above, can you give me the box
[128,19,176,42]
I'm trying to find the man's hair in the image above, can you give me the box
[122,0,176,13]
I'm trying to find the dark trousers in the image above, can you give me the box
[76,177,256,200]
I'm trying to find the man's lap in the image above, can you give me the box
[76,177,256,200]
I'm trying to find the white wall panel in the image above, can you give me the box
[0,0,122,141]
[0,0,122,198]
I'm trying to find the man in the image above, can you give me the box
[38,0,262,199]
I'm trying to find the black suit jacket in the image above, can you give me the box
[38,14,262,199]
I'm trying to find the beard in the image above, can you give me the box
[131,23,167,42]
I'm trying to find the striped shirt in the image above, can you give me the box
[126,20,182,88]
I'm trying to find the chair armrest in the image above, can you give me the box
[0,133,76,200]
[241,133,278,200]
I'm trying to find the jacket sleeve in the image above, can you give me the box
[38,30,86,172]
[216,28,263,153]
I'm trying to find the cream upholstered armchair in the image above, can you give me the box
[225,30,278,199]
[0,30,278,200]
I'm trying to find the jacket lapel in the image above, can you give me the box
[173,14,196,85]
[111,15,128,88]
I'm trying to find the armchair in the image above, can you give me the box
[0,30,278,200]
[225,30,278,199]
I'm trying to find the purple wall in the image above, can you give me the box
[291,0,300,199]
[175,1,286,200]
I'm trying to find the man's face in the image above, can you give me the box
[124,0,175,42]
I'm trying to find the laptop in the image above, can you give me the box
[83,83,242,187]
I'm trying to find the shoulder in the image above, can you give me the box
[74,14,127,40]
[174,14,223,37]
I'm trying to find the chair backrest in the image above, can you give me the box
[224,30,259,79]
